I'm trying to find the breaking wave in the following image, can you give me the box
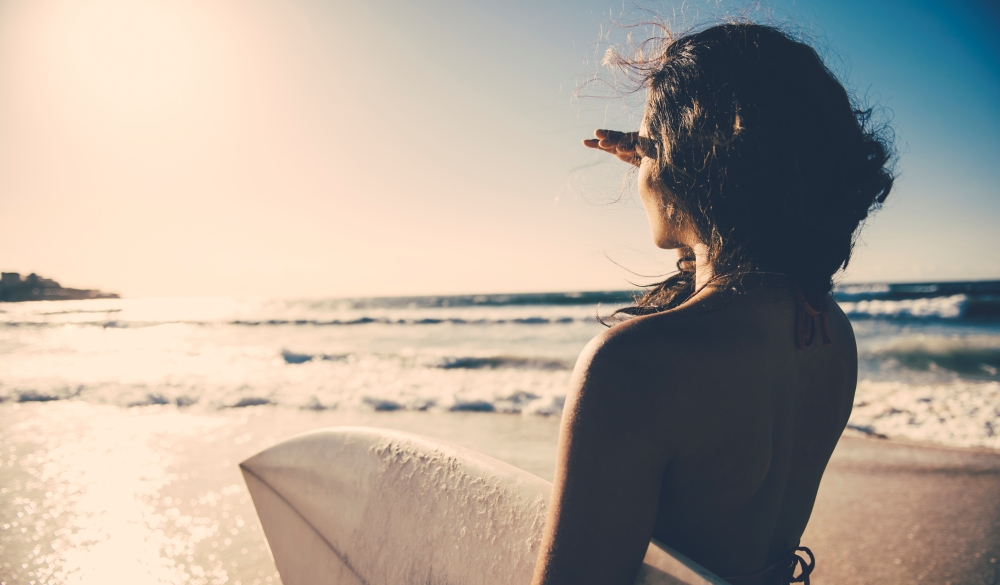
[840,294,1000,320]
[867,336,1000,378]
[435,356,572,371]
[3,283,1000,450]
[850,379,1000,449]
[278,350,573,371]
[1,316,597,328]
[833,280,1000,320]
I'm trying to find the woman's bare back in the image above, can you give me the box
[531,284,857,584]
[644,286,857,579]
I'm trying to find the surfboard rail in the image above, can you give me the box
[240,426,729,585]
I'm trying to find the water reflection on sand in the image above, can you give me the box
[1,403,277,585]
[0,402,561,585]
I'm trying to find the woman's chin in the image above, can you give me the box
[653,237,685,250]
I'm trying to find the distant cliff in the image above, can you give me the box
[0,272,119,302]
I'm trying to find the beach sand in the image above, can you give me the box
[2,402,998,584]
[803,436,1000,584]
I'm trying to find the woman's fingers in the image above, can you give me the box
[583,130,636,150]
[594,128,628,140]
[583,129,641,167]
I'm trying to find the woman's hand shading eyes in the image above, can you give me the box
[582,129,643,167]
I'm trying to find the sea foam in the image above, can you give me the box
[850,379,1000,449]
[2,288,999,450]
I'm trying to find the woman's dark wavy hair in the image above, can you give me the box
[604,22,895,317]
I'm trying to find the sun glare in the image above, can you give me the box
[51,0,201,121]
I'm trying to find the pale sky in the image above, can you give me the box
[1,0,997,298]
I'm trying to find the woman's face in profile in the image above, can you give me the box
[637,123,694,250]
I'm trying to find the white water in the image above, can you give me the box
[2,295,999,449]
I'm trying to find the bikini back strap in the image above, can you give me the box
[722,546,816,584]
[792,285,832,348]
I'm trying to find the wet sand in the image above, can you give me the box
[1,402,998,584]
[803,436,1000,584]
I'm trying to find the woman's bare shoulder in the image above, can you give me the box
[567,309,729,453]
[577,312,688,377]
[582,303,734,368]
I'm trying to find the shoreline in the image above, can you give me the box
[2,402,998,584]
[840,426,1000,457]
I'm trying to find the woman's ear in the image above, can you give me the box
[677,247,696,273]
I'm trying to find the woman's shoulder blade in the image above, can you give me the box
[594,301,742,359]
[574,312,720,411]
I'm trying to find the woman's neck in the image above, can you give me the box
[690,243,715,290]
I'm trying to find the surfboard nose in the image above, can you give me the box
[239,427,383,545]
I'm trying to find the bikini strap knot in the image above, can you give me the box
[784,547,815,584]
[721,545,815,584]
[792,284,832,348]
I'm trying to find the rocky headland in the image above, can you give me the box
[0,272,119,302]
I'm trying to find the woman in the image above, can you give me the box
[530,23,894,585]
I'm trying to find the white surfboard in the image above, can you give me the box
[240,427,728,585]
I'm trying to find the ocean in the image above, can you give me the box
[2,281,999,584]
[2,281,998,449]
